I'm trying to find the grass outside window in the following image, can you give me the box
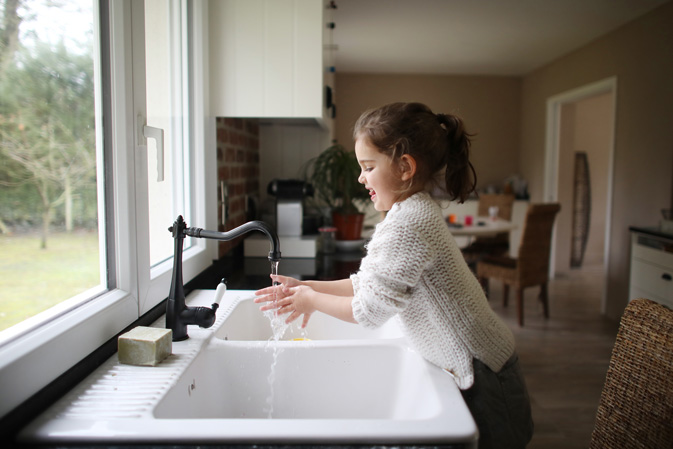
[0,231,99,332]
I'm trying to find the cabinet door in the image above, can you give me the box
[629,259,673,303]
[209,0,324,118]
[264,1,294,115]
[292,0,323,117]
[210,0,264,116]
[629,233,673,308]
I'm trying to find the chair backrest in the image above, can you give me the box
[477,194,515,220]
[590,298,673,448]
[516,203,560,286]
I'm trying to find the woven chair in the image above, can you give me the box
[462,194,516,265]
[590,298,673,448]
[476,203,560,326]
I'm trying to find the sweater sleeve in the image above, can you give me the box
[351,218,435,328]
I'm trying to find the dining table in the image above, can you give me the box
[446,217,518,250]
[447,217,517,238]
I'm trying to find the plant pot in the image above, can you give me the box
[332,211,364,241]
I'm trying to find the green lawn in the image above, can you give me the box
[0,231,100,332]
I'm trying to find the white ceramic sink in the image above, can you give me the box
[148,338,476,444]
[19,290,477,446]
[156,339,440,420]
[215,295,404,341]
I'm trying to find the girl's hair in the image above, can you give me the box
[353,102,477,203]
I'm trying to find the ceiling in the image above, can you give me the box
[331,0,669,76]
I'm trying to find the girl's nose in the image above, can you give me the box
[358,171,365,184]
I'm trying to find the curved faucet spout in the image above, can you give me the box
[185,220,281,262]
[166,216,281,341]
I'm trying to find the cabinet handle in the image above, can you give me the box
[662,273,672,281]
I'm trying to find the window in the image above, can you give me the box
[0,0,214,420]
[0,0,104,337]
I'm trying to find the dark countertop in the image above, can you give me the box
[629,226,673,241]
[188,248,366,292]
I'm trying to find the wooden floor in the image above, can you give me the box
[486,264,620,449]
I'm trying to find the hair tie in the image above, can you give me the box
[436,113,449,131]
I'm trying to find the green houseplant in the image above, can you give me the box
[304,143,370,240]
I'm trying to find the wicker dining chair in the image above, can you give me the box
[476,203,560,326]
[590,298,673,449]
[462,193,516,265]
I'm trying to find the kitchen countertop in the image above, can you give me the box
[629,226,673,240]
[189,247,366,292]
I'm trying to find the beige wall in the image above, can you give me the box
[334,74,522,190]
[574,94,612,267]
[520,1,673,320]
[555,93,613,273]
[332,2,672,321]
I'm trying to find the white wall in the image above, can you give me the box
[259,122,332,207]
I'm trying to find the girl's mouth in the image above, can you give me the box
[369,189,376,201]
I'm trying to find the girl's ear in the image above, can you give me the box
[399,154,417,181]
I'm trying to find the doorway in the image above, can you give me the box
[544,78,616,313]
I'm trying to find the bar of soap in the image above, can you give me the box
[118,326,172,366]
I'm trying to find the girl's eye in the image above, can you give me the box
[364,167,373,172]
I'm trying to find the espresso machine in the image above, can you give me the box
[267,179,314,237]
[245,179,317,261]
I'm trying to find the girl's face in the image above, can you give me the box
[355,137,407,211]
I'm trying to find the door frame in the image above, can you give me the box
[544,76,617,313]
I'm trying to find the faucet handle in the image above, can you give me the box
[213,278,227,306]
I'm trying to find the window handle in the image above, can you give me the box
[143,125,165,182]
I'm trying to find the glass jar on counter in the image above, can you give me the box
[318,226,337,254]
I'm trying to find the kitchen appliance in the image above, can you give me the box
[267,179,313,236]
[245,179,318,261]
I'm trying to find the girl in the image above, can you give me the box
[255,102,533,448]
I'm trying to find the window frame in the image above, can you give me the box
[0,0,215,421]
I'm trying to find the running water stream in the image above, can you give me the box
[263,260,311,418]
[264,260,286,418]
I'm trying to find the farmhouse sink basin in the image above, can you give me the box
[19,290,477,446]
[149,338,476,444]
[215,294,404,341]
[157,339,440,420]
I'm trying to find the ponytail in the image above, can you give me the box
[354,102,477,203]
[436,113,477,203]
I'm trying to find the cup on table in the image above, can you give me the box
[488,206,499,221]
[464,215,473,226]
[448,214,457,224]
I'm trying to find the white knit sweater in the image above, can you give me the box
[351,192,515,389]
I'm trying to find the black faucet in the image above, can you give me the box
[166,215,281,341]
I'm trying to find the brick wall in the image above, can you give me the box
[216,117,260,257]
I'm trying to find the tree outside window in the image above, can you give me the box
[0,0,100,333]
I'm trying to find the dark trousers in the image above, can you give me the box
[460,354,534,449]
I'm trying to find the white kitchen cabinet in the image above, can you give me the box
[629,228,673,309]
[209,0,333,127]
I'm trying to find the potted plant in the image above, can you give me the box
[303,143,369,240]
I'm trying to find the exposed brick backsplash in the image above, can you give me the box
[216,117,260,257]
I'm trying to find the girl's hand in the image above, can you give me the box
[255,279,316,328]
[274,285,316,328]
[254,275,301,304]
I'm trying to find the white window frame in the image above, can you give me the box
[132,0,213,316]
[0,0,215,420]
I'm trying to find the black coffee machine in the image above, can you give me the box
[267,179,314,237]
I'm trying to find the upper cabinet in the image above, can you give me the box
[209,0,334,127]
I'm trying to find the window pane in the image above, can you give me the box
[0,0,103,334]
[145,0,189,267]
